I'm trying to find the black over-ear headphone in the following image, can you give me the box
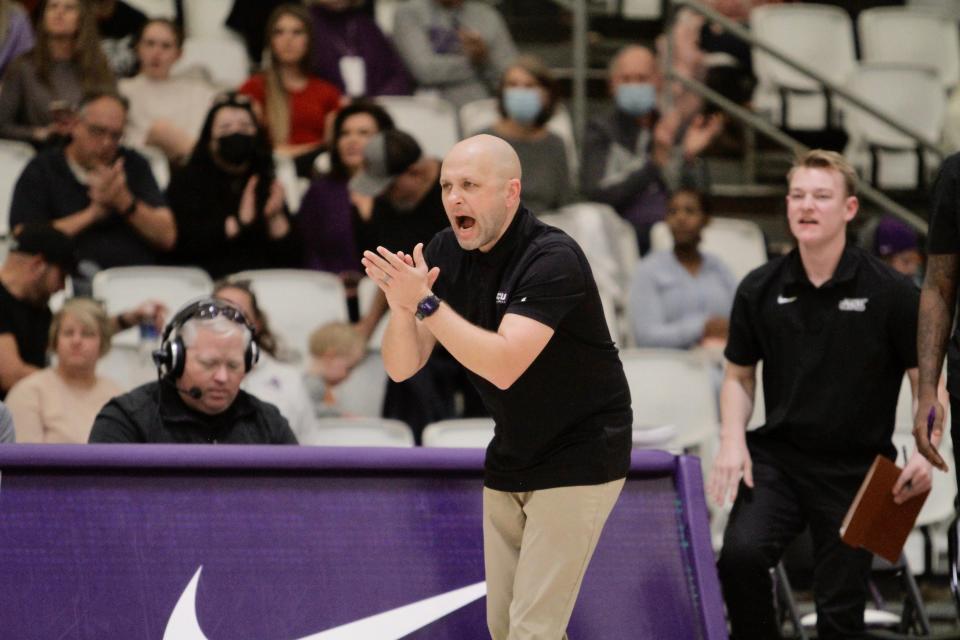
[152,298,260,380]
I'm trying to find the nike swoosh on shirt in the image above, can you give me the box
[776,295,797,304]
[163,566,486,640]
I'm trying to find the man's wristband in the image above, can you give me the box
[415,293,441,320]
[119,198,138,217]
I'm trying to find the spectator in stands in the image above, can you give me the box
[0,223,163,398]
[7,297,120,443]
[119,18,217,165]
[392,0,517,108]
[628,188,736,349]
[90,298,298,444]
[93,0,146,78]
[9,91,176,288]
[306,0,413,98]
[350,128,483,440]
[582,45,723,254]
[239,4,340,169]
[873,215,922,284]
[0,0,114,146]
[305,321,365,419]
[213,279,314,441]
[708,150,929,640]
[0,0,35,78]
[297,101,394,290]
[0,400,13,442]
[482,55,572,214]
[165,92,298,279]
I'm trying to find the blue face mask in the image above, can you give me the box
[615,83,656,117]
[503,87,543,125]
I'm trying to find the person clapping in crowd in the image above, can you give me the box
[165,92,298,279]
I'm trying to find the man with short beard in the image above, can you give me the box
[9,91,175,290]
[362,134,632,639]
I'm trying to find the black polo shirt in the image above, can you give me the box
[725,244,918,459]
[425,206,633,492]
[0,281,51,399]
[927,152,960,395]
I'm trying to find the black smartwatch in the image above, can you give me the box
[415,293,442,320]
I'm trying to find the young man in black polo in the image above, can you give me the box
[708,150,932,639]
[361,134,632,639]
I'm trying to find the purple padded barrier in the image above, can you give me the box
[0,445,727,639]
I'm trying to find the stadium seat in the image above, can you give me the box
[0,140,35,235]
[858,7,960,90]
[619,348,719,458]
[375,95,460,159]
[96,343,157,391]
[842,64,945,190]
[229,269,348,362]
[180,0,233,39]
[650,216,767,283]
[357,276,387,349]
[335,350,389,417]
[750,4,857,130]
[299,417,415,447]
[459,98,580,178]
[172,37,250,89]
[422,418,496,448]
[92,266,214,346]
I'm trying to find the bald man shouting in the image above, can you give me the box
[362,134,632,639]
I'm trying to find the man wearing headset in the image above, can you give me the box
[89,299,297,444]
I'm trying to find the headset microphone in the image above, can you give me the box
[176,386,203,399]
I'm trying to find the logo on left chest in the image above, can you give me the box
[838,297,868,312]
[495,292,508,304]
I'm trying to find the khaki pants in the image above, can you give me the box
[482,478,625,640]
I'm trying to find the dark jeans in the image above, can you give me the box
[717,438,873,640]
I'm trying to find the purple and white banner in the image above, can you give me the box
[0,446,726,639]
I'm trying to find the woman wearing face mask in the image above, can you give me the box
[238,4,340,169]
[296,101,394,281]
[119,19,217,164]
[164,92,298,279]
[7,297,121,443]
[0,0,115,146]
[480,56,572,214]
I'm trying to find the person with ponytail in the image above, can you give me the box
[238,3,340,168]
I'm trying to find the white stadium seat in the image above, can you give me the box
[422,418,496,448]
[300,417,415,447]
[0,140,35,235]
[650,216,767,283]
[858,7,960,90]
[375,95,461,159]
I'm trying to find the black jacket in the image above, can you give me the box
[89,380,298,444]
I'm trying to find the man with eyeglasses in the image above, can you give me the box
[9,91,176,293]
[89,298,298,444]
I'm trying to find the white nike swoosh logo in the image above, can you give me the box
[163,566,486,640]
[777,295,797,304]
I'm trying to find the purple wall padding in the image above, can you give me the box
[0,445,727,639]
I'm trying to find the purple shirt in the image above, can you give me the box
[308,6,413,97]
[296,175,362,275]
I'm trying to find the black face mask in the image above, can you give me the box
[216,132,256,165]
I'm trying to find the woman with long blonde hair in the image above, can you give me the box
[238,3,340,164]
[0,0,114,146]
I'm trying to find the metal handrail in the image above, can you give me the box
[668,72,929,233]
[668,0,945,160]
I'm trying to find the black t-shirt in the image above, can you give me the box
[425,206,633,491]
[725,244,919,459]
[9,147,166,272]
[364,180,450,256]
[926,152,960,395]
[0,281,51,399]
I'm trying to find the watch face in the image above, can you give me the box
[416,294,440,319]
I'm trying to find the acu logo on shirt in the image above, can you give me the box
[496,292,508,304]
[838,297,868,312]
